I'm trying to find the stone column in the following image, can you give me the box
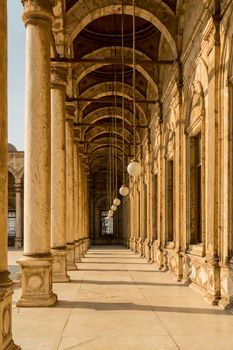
[14,182,23,248]
[0,1,21,348]
[17,0,57,307]
[78,155,85,257]
[84,165,90,252]
[73,141,81,262]
[51,65,70,282]
[65,105,77,270]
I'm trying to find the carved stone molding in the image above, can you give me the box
[51,64,67,89]
[21,0,54,25]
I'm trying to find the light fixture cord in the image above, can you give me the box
[121,0,125,184]
[132,0,136,158]
[114,71,118,196]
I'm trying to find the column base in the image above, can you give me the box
[14,237,23,249]
[51,249,70,283]
[66,244,77,271]
[75,241,81,263]
[0,274,21,350]
[3,341,21,350]
[16,256,57,307]
[79,240,85,258]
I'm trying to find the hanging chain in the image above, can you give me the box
[121,0,125,184]
[114,71,118,196]
[132,0,136,158]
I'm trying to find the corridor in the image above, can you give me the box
[11,246,233,350]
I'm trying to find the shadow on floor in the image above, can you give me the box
[83,256,140,259]
[78,268,162,273]
[70,279,186,287]
[81,261,148,265]
[54,300,230,315]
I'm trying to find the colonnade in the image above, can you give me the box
[0,3,89,333]
[15,0,90,307]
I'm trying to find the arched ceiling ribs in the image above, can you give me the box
[80,106,146,130]
[65,2,178,58]
[86,139,129,156]
[84,128,138,145]
[73,47,159,96]
[88,150,124,168]
[78,81,148,119]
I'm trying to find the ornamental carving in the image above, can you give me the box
[2,305,11,339]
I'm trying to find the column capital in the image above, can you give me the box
[21,0,54,25]
[77,144,85,157]
[84,164,89,175]
[51,63,67,89]
[65,102,76,122]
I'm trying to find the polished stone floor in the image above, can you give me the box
[9,246,233,350]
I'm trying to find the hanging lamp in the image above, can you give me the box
[111,204,117,211]
[113,197,121,206]
[119,0,129,196]
[127,0,141,177]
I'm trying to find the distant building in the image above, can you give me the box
[8,143,24,247]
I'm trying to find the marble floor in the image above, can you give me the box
[9,246,233,350]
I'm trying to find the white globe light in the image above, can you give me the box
[127,159,141,176]
[111,205,117,211]
[108,210,113,217]
[119,185,129,196]
[113,197,121,206]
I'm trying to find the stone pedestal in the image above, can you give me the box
[203,258,221,305]
[52,249,70,283]
[16,257,57,307]
[66,244,77,271]
[79,239,85,258]
[138,239,144,257]
[0,277,20,350]
[145,239,151,262]
[219,263,233,310]
[75,241,81,263]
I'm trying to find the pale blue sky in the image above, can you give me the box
[8,0,25,151]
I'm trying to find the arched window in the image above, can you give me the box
[186,81,205,249]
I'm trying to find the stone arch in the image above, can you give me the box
[182,58,208,138]
[8,170,16,212]
[79,80,148,119]
[8,166,17,182]
[65,2,178,58]
[84,127,137,145]
[81,107,144,140]
[87,142,129,157]
[73,46,159,95]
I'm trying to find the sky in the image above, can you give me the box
[8,0,25,151]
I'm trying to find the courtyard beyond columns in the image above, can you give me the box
[9,246,233,350]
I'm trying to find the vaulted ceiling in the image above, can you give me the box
[60,0,178,199]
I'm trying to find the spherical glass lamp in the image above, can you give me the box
[108,209,113,217]
[119,184,129,196]
[111,205,117,211]
[127,159,141,176]
[113,197,121,206]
